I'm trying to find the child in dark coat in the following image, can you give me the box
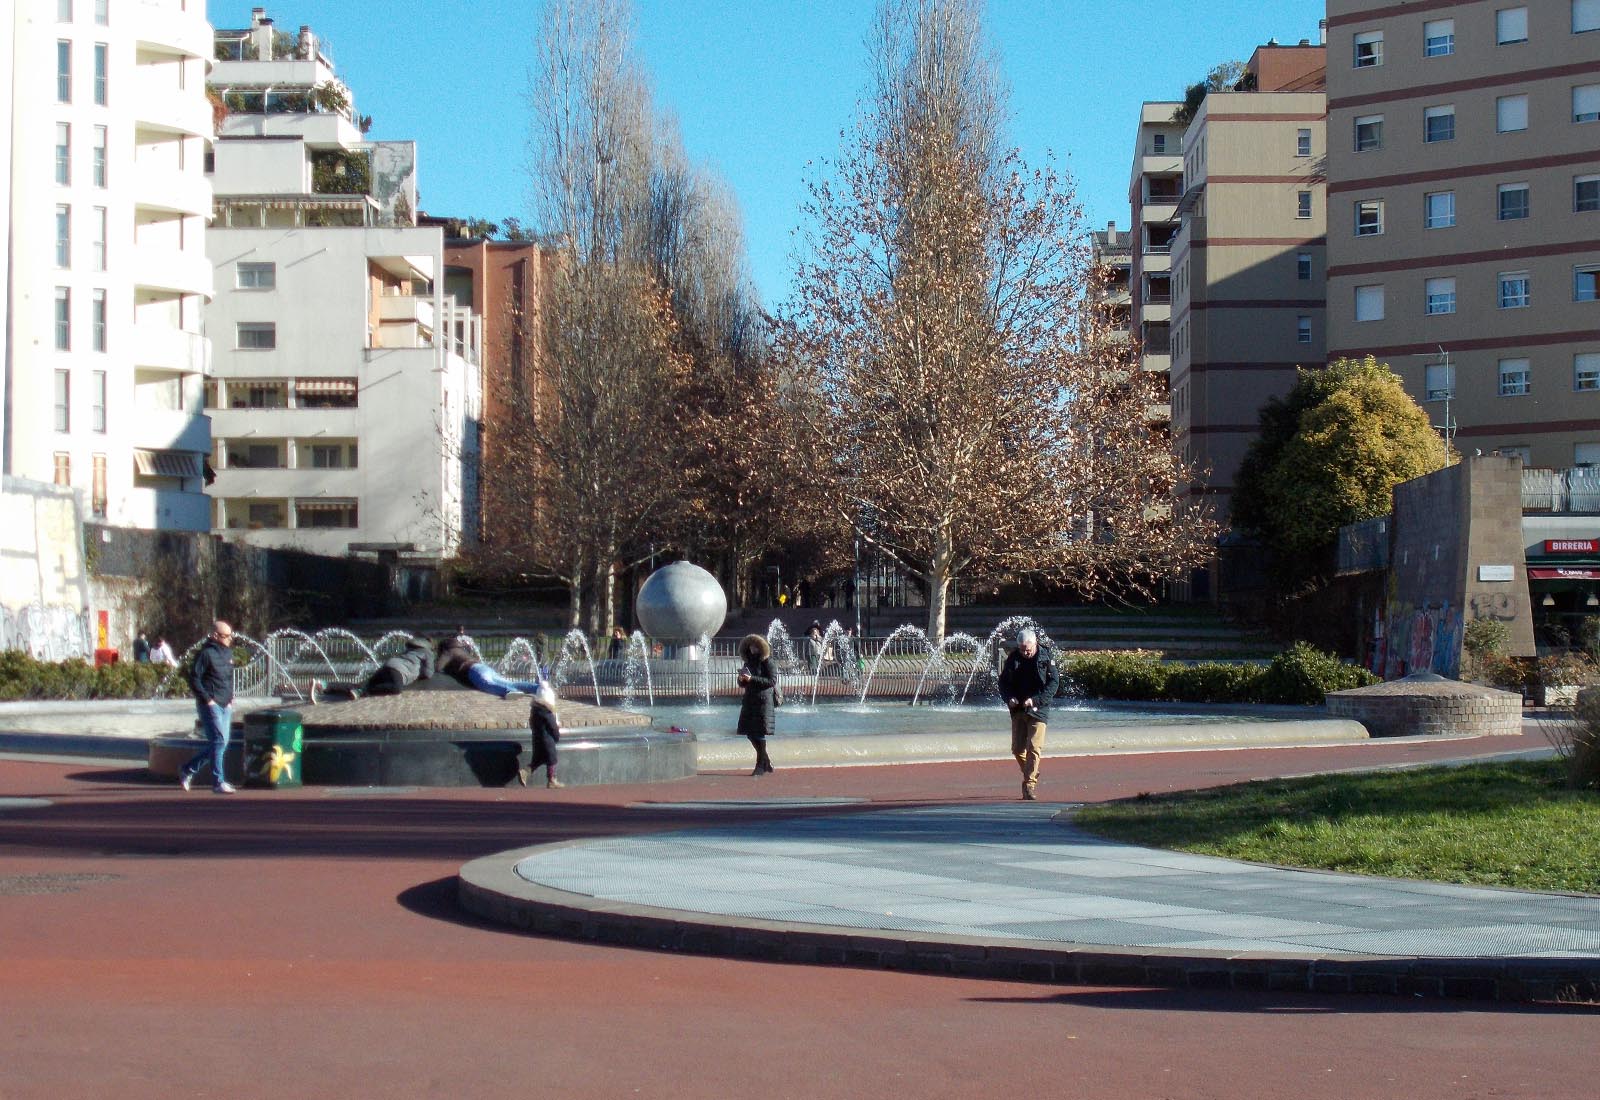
[518,682,564,789]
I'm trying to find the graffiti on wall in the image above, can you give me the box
[0,604,93,662]
[1373,593,1463,680]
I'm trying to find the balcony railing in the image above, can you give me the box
[1523,467,1600,513]
[1145,242,1175,254]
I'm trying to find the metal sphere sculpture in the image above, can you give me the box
[635,561,727,644]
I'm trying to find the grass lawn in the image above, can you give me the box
[1075,759,1600,895]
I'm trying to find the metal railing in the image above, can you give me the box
[1523,467,1600,513]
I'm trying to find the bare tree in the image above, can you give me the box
[777,0,1216,642]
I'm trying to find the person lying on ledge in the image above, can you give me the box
[433,635,543,699]
[311,640,435,704]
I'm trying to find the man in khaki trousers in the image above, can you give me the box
[998,629,1058,800]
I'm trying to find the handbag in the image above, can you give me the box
[772,673,784,708]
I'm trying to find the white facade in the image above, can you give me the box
[205,9,480,559]
[5,0,215,532]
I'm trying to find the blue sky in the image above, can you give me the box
[211,1,1326,309]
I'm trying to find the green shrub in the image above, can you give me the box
[1163,662,1265,704]
[1258,642,1378,705]
[0,650,176,700]
[1558,691,1600,789]
[1063,651,1169,700]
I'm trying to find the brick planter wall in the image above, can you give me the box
[1326,680,1523,738]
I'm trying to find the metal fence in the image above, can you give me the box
[1522,467,1600,513]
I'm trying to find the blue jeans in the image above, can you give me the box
[184,700,233,787]
[466,664,541,699]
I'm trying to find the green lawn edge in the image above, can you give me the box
[1073,759,1600,896]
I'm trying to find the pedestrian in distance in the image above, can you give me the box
[997,628,1057,801]
[434,635,543,699]
[150,636,177,667]
[311,639,434,703]
[736,633,777,776]
[517,682,565,789]
[608,625,628,661]
[179,621,238,794]
[132,632,151,663]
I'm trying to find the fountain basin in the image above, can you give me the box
[146,689,696,788]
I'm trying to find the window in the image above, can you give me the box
[1426,277,1457,314]
[93,43,106,105]
[1424,104,1455,142]
[1499,182,1530,220]
[91,371,106,431]
[1579,175,1600,212]
[58,0,72,20]
[91,289,106,351]
[236,322,276,350]
[1355,199,1384,236]
[1354,114,1383,151]
[1296,191,1312,219]
[1353,30,1383,67]
[1425,362,1455,400]
[54,287,70,350]
[94,0,107,24]
[1577,264,1600,302]
[57,40,71,102]
[1497,94,1529,132]
[245,502,286,529]
[55,123,70,185]
[53,453,70,486]
[91,454,106,518]
[1577,353,1600,391]
[54,370,70,432]
[1424,191,1456,228]
[226,381,287,408]
[227,442,282,469]
[295,500,359,529]
[1424,19,1455,55]
[92,125,106,186]
[1296,128,1311,157]
[307,443,357,469]
[92,207,105,270]
[236,262,276,290]
[1355,284,1385,321]
[55,205,70,268]
[1578,443,1600,466]
[1576,84,1600,123]
[1579,0,1600,33]
[1296,252,1312,280]
[1499,271,1531,308]
[1152,133,1166,154]
[1499,358,1531,396]
[1498,6,1529,43]
[1296,316,1312,344]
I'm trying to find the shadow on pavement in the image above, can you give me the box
[968,987,1600,1015]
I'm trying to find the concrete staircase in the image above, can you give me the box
[722,604,1277,659]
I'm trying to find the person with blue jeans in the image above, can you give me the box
[434,636,542,699]
[181,621,237,794]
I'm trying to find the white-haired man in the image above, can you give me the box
[997,628,1057,800]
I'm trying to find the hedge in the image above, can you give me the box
[1061,642,1378,706]
[0,650,182,701]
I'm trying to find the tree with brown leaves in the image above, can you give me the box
[777,0,1216,642]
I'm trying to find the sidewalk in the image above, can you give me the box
[461,801,1600,1003]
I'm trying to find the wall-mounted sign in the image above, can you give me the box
[1543,539,1599,553]
[1528,567,1600,580]
[1477,565,1515,582]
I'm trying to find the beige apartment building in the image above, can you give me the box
[1168,43,1328,559]
[1128,104,1185,413]
[1325,0,1600,467]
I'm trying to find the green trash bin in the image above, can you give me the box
[243,709,304,789]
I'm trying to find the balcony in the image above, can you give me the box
[132,79,213,138]
[133,0,212,57]
[1524,468,1600,513]
[132,325,210,374]
[219,111,361,147]
[124,486,212,532]
[134,246,214,297]
[1141,201,1179,223]
[133,160,211,217]
[1141,351,1171,373]
[212,467,362,501]
[1138,154,1183,177]
[211,57,338,90]
[376,294,435,329]
[1140,301,1172,323]
[133,409,210,454]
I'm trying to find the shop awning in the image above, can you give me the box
[1528,567,1600,580]
[294,377,358,396]
[133,450,203,479]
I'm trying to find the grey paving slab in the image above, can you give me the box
[512,803,1600,959]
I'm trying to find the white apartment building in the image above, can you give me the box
[205,9,481,559]
[4,0,215,531]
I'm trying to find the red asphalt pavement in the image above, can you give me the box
[1,729,1593,1100]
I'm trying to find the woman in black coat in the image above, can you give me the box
[736,633,776,775]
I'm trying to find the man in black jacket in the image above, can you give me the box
[997,628,1057,801]
[311,640,434,703]
[180,621,237,794]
